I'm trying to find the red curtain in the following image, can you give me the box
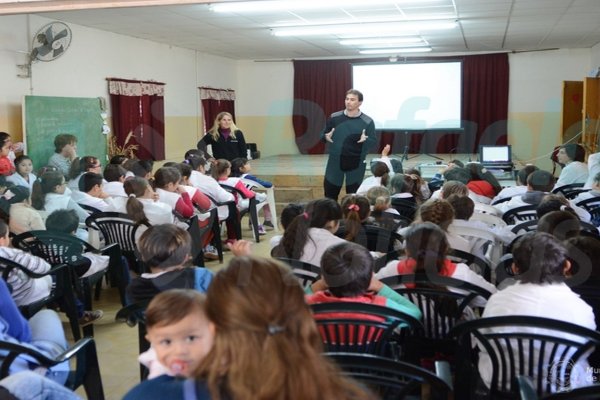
[108,78,165,160]
[199,88,235,133]
[292,54,509,155]
[461,53,509,152]
[293,60,352,154]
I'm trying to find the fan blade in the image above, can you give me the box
[44,26,54,43]
[52,29,68,42]
[36,44,53,57]
[52,46,63,58]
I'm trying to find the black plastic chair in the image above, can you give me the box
[576,197,600,227]
[519,375,600,399]
[327,352,453,400]
[448,248,492,282]
[220,183,261,242]
[381,273,493,340]
[85,212,146,274]
[12,230,128,338]
[115,300,150,381]
[274,256,321,288]
[551,183,585,198]
[0,337,104,399]
[203,192,240,246]
[0,257,79,340]
[491,196,512,205]
[390,197,418,222]
[335,224,402,253]
[309,302,423,358]
[449,316,600,399]
[502,205,538,225]
[78,203,102,215]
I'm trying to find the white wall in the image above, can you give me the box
[507,49,592,171]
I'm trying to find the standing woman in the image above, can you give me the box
[197,112,247,161]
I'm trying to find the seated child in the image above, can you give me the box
[0,132,15,177]
[230,157,274,232]
[127,224,213,304]
[103,163,127,198]
[47,134,77,177]
[7,155,37,192]
[140,289,214,379]
[71,172,115,212]
[376,222,496,307]
[6,185,45,235]
[0,220,52,307]
[269,203,304,250]
[305,241,422,320]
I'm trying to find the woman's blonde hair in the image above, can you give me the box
[209,112,239,141]
[194,256,371,400]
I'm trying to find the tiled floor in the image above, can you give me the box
[73,225,279,399]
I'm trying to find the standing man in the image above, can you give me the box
[322,89,376,200]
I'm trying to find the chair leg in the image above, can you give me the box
[81,281,95,338]
[82,340,105,400]
[212,219,223,263]
[62,293,81,341]
[249,199,260,243]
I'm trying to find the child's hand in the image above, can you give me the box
[381,144,391,157]
[175,185,187,194]
[310,278,328,293]
[228,240,252,256]
[367,274,383,293]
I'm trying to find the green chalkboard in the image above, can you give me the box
[23,95,107,171]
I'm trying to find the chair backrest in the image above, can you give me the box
[327,352,453,400]
[85,212,141,252]
[448,248,492,282]
[390,197,418,221]
[502,205,538,225]
[381,273,493,339]
[0,337,104,399]
[274,257,321,287]
[336,224,401,253]
[475,202,502,215]
[511,219,539,234]
[78,203,102,215]
[309,302,423,356]
[575,197,600,227]
[12,230,89,266]
[449,316,600,398]
[470,211,507,228]
[551,183,585,197]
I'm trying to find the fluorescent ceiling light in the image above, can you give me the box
[211,0,440,13]
[359,47,432,54]
[340,37,423,46]
[272,21,457,37]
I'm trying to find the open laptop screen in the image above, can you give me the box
[480,145,511,164]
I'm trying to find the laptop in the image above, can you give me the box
[479,145,512,166]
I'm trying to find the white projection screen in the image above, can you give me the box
[352,61,462,130]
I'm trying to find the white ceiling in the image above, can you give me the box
[22,0,600,60]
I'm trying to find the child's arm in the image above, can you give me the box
[243,174,273,188]
[175,191,195,218]
[11,250,51,275]
[368,276,422,321]
[233,180,255,199]
[190,189,211,211]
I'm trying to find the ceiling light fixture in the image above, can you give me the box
[340,37,424,46]
[211,0,440,13]
[359,47,432,54]
[272,20,457,37]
